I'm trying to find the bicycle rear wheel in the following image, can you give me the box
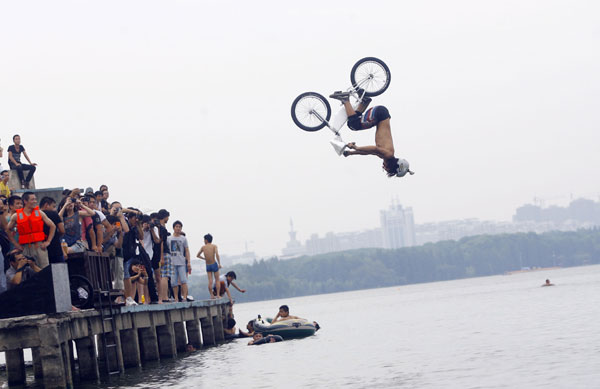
[350,57,391,97]
[291,92,331,132]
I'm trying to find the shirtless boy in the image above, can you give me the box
[329,90,413,178]
[197,233,221,299]
[271,305,301,323]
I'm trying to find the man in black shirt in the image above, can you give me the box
[7,135,37,189]
[40,197,65,263]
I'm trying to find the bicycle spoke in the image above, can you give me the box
[353,60,387,93]
[295,96,327,127]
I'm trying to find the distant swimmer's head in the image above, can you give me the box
[383,157,414,178]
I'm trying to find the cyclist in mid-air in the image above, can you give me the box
[329,90,413,178]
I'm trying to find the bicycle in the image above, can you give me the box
[291,57,391,155]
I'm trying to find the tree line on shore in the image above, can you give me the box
[188,228,600,303]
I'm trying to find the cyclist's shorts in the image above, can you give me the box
[347,105,391,131]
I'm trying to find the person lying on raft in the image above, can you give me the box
[248,332,283,345]
[271,305,301,323]
[329,90,413,178]
[271,305,321,330]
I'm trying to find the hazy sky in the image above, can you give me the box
[1,0,598,257]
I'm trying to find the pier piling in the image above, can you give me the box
[0,299,229,388]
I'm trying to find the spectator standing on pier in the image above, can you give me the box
[6,192,56,269]
[82,196,112,253]
[94,191,104,211]
[0,170,11,197]
[0,199,10,294]
[106,205,128,303]
[142,215,161,303]
[7,135,37,189]
[6,195,23,250]
[123,211,143,306]
[58,196,95,256]
[157,209,172,303]
[0,198,11,260]
[99,186,110,215]
[40,197,65,264]
[7,196,22,214]
[197,233,222,299]
[168,220,190,302]
[149,213,163,299]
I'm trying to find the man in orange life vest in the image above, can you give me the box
[6,192,56,269]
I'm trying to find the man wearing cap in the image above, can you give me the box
[6,192,56,269]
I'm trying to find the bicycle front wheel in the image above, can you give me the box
[350,57,391,97]
[291,92,331,132]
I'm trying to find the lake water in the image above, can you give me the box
[2,265,600,388]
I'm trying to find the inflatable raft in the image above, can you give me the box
[252,316,317,339]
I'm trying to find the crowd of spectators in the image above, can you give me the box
[0,183,192,306]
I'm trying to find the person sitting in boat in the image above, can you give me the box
[271,305,301,323]
[542,279,555,287]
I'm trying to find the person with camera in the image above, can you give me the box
[107,203,130,303]
[58,195,96,256]
[81,196,113,254]
[128,260,149,304]
[141,214,161,302]
[122,210,144,306]
[5,250,41,290]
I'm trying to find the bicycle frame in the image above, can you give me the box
[320,88,365,137]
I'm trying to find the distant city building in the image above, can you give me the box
[380,202,416,249]
[304,229,383,256]
[281,219,306,258]
[280,197,600,257]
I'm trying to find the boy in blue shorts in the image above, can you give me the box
[197,233,221,299]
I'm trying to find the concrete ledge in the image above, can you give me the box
[119,297,229,313]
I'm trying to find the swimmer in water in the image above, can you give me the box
[541,279,555,287]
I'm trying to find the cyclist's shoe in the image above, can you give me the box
[329,91,350,102]
[355,88,372,106]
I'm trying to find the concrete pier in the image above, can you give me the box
[0,299,229,388]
